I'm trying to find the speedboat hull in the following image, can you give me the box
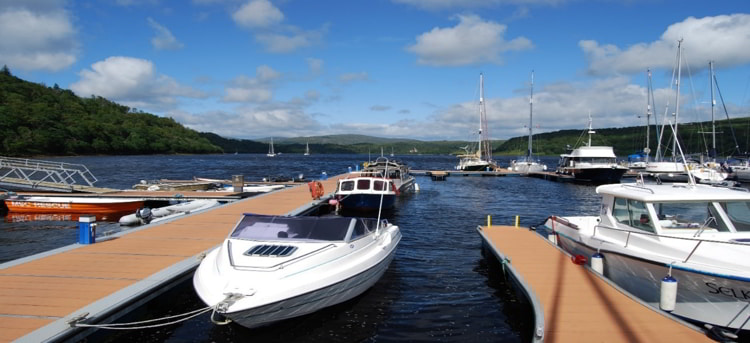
[545,216,750,331]
[222,248,397,328]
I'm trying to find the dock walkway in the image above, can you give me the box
[0,175,345,342]
[477,225,709,342]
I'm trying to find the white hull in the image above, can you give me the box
[222,248,396,328]
[508,161,546,173]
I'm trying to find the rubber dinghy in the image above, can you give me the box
[119,199,219,226]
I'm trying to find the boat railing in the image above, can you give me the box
[226,240,337,271]
[620,183,655,194]
[593,223,750,264]
[0,156,98,187]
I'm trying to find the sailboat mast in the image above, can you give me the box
[478,73,492,163]
[710,60,716,158]
[672,39,683,160]
[645,69,652,159]
[587,113,593,147]
[528,71,534,157]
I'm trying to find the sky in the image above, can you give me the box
[2,0,750,142]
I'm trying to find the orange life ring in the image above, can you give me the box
[308,181,324,200]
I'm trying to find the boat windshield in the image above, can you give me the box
[230,216,352,242]
[652,201,731,232]
[720,201,750,232]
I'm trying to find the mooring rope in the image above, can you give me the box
[71,305,215,330]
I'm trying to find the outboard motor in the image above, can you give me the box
[135,207,153,224]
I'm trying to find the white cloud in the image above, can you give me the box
[170,103,325,138]
[254,26,326,53]
[222,65,280,103]
[371,105,392,111]
[0,3,77,71]
[70,56,206,111]
[306,57,324,75]
[339,72,369,83]
[147,17,184,50]
[406,14,532,66]
[232,0,283,28]
[581,14,750,75]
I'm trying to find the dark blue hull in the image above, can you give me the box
[338,194,395,212]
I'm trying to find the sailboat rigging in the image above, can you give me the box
[267,138,276,157]
[455,73,494,171]
[509,71,546,173]
[304,141,310,156]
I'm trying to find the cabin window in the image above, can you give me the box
[720,201,750,231]
[357,179,371,190]
[373,180,386,191]
[653,202,729,232]
[613,197,654,233]
[340,181,355,191]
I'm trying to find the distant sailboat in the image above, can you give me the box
[390,147,394,157]
[456,73,493,171]
[509,70,546,173]
[267,138,276,157]
[304,141,310,156]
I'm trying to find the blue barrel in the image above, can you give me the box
[78,215,97,244]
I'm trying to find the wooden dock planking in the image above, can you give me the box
[0,174,346,342]
[478,225,709,342]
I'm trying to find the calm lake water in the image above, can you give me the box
[0,154,603,342]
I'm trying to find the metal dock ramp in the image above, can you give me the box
[477,225,710,342]
[0,157,114,193]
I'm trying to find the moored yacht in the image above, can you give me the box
[541,177,750,333]
[509,71,546,174]
[456,73,494,171]
[555,115,627,184]
[193,214,401,328]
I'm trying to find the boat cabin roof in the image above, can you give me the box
[561,146,616,158]
[596,183,750,202]
[228,214,384,243]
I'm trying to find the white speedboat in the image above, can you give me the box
[193,214,401,328]
[118,199,219,226]
[541,178,750,332]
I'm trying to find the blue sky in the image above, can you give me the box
[2,0,750,141]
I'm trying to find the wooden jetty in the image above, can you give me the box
[0,175,346,342]
[477,225,710,342]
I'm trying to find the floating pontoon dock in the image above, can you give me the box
[0,175,345,342]
[477,225,710,342]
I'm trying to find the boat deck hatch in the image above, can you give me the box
[245,244,297,257]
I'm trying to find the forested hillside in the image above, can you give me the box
[0,66,222,156]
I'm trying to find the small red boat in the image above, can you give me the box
[3,196,144,214]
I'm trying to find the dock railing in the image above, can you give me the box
[0,156,98,188]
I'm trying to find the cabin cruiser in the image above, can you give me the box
[335,173,398,212]
[556,116,627,184]
[362,157,416,193]
[541,177,750,332]
[193,214,401,328]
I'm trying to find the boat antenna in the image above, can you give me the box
[528,70,534,158]
[375,157,389,235]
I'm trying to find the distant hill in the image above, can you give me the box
[4,65,748,158]
[0,66,222,156]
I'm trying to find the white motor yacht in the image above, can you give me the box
[542,177,750,332]
[193,214,401,328]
